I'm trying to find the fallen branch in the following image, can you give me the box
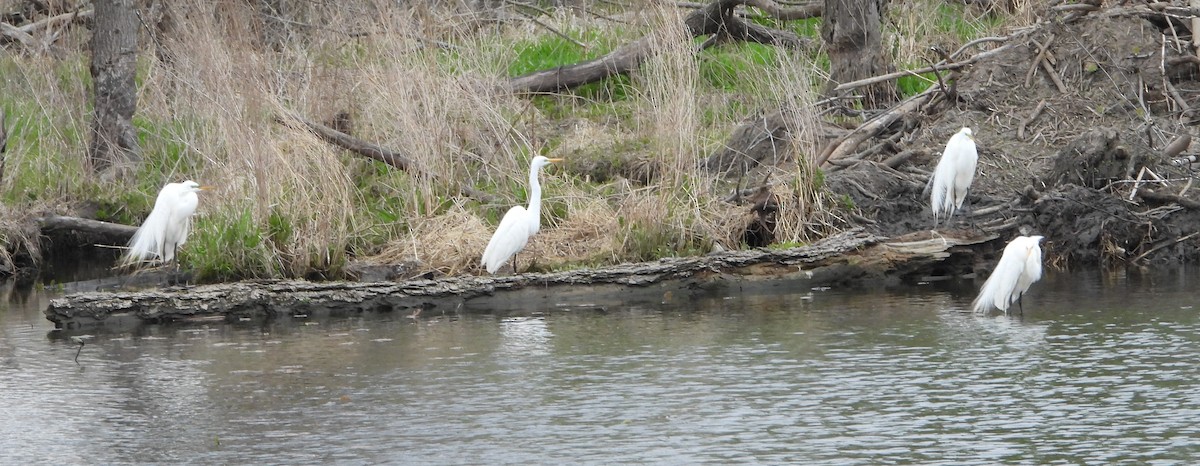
[279,112,421,173]
[0,7,92,48]
[507,0,810,93]
[276,113,500,204]
[1137,188,1200,210]
[816,85,939,167]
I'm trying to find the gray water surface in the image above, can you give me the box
[3,269,1200,464]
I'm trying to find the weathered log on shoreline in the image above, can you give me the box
[45,228,998,331]
[37,215,137,244]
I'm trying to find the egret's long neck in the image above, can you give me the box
[527,164,543,222]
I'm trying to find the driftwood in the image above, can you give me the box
[45,228,999,331]
[507,0,813,93]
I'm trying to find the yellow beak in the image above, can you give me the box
[547,158,564,163]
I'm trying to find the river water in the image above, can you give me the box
[2,268,1200,464]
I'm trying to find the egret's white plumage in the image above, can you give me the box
[121,180,208,267]
[482,156,561,274]
[929,127,978,222]
[972,235,1044,314]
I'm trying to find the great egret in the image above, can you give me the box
[927,127,978,226]
[120,180,209,267]
[972,235,1044,314]
[482,156,562,274]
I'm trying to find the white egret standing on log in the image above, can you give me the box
[120,180,209,267]
[482,156,562,274]
[972,235,1044,314]
[927,127,978,226]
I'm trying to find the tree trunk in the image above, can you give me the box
[821,0,895,107]
[88,0,141,176]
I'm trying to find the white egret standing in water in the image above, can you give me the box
[121,180,209,267]
[927,127,978,226]
[482,156,562,274]
[972,235,1044,314]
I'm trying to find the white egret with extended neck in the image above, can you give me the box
[928,127,978,226]
[482,156,562,274]
[120,180,209,267]
[972,235,1044,314]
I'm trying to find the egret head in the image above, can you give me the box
[531,156,563,170]
[1022,235,1045,256]
[181,180,211,192]
[959,127,974,140]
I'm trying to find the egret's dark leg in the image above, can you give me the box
[511,253,519,275]
[961,188,982,231]
[1017,294,1025,315]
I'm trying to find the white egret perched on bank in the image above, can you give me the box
[927,127,978,226]
[120,180,209,267]
[482,156,562,274]
[972,235,1044,314]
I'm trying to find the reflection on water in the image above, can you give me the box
[3,269,1200,464]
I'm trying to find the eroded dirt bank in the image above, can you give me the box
[826,9,1200,269]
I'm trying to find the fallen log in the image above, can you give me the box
[37,215,137,244]
[45,228,999,331]
[507,0,811,93]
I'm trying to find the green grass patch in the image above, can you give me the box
[698,42,778,91]
[897,72,937,98]
[182,208,277,282]
[932,3,1004,41]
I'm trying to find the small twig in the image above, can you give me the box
[570,5,631,24]
[833,61,963,93]
[1164,79,1191,113]
[1129,166,1147,201]
[1030,38,1068,93]
[969,199,1019,218]
[1024,34,1056,88]
[1017,99,1047,140]
[502,7,588,49]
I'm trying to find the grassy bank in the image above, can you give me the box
[0,0,1028,281]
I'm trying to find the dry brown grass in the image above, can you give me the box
[888,0,1039,67]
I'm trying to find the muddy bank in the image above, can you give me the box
[825,9,1200,267]
[45,229,1008,331]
